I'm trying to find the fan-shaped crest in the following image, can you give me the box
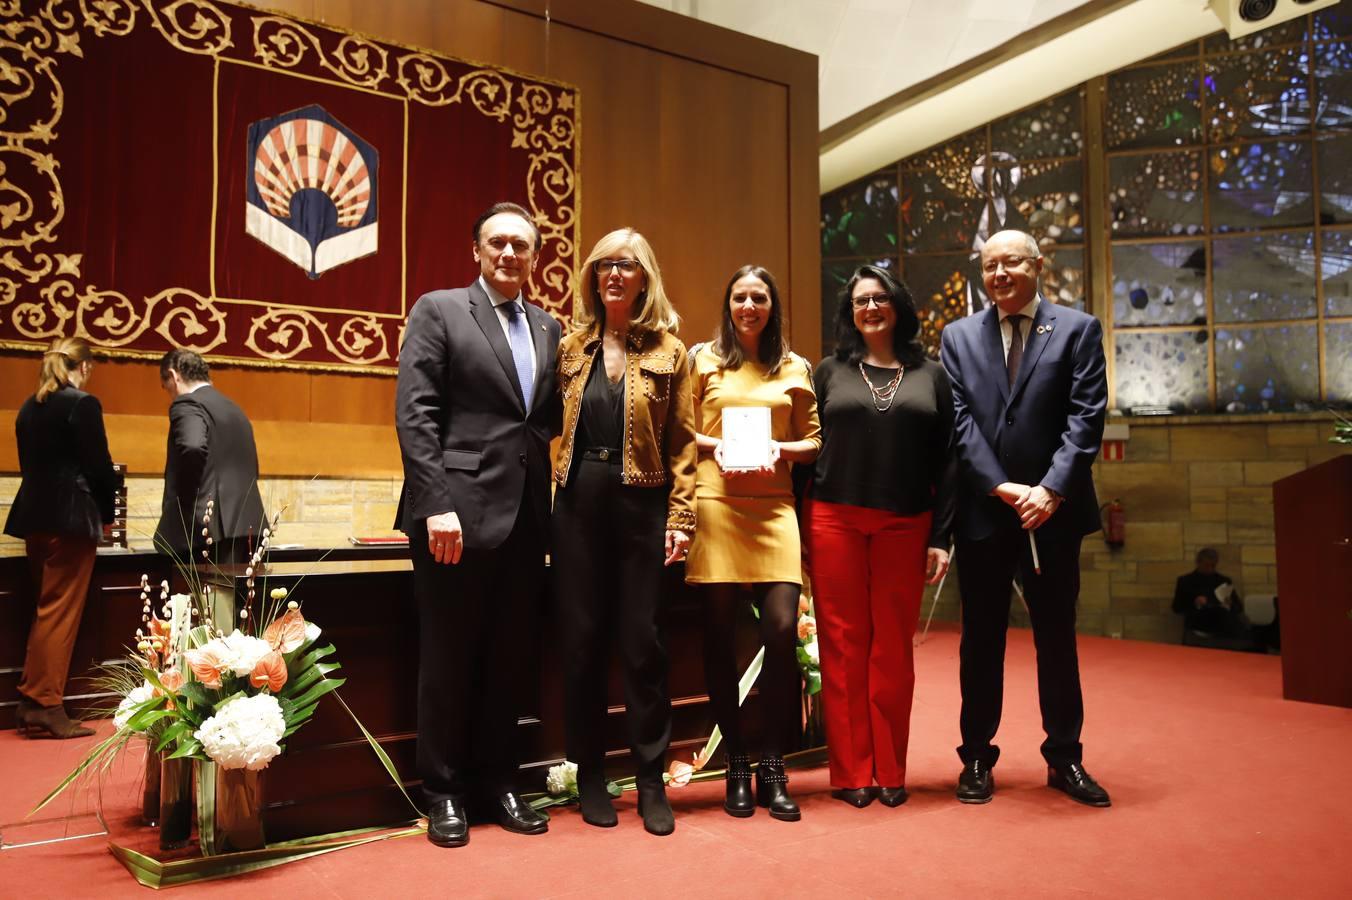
[253,118,372,227]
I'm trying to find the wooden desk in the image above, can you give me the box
[2,549,771,839]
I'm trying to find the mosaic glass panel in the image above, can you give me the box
[1106,63,1202,149]
[1325,322,1352,406]
[901,168,983,254]
[1215,324,1320,411]
[1313,40,1352,129]
[1108,151,1204,236]
[1317,131,1352,221]
[1041,245,1087,310]
[1111,242,1207,326]
[821,173,898,258]
[1113,331,1210,412]
[1212,231,1318,322]
[1205,46,1311,141]
[1209,140,1314,231]
[1009,158,1084,243]
[1203,18,1306,55]
[1314,4,1352,41]
[903,253,976,357]
[991,90,1083,160]
[902,129,985,173]
[1321,228,1352,315]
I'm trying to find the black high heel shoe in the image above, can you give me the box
[15,697,94,739]
[724,753,755,818]
[755,755,801,821]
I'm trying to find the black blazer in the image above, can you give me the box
[939,299,1107,542]
[5,386,122,541]
[155,384,267,554]
[394,280,562,549]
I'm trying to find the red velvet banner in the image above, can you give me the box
[0,0,579,373]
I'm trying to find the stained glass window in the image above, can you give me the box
[1114,331,1210,413]
[1108,152,1204,236]
[1112,242,1207,326]
[991,90,1084,160]
[1107,63,1202,150]
[1326,322,1352,403]
[820,172,898,258]
[1212,232,1318,322]
[1215,325,1320,412]
[1204,46,1311,141]
[1321,228,1352,315]
[1209,141,1314,232]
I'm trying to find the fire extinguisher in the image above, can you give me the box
[1101,499,1126,547]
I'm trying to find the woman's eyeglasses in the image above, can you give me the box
[594,258,641,275]
[850,293,892,310]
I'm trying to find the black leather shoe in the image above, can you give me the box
[724,753,755,818]
[426,798,469,847]
[831,787,874,808]
[637,781,675,836]
[878,786,909,807]
[755,756,800,821]
[579,777,618,828]
[957,761,994,804]
[489,791,549,834]
[1047,763,1111,807]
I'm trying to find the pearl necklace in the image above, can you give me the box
[859,361,904,412]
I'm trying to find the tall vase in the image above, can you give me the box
[158,754,193,851]
[141,742,161,826]
[195,761,265,855]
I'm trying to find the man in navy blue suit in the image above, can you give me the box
[939,229,1110,808]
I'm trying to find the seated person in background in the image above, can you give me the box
[1173,548,1245,638]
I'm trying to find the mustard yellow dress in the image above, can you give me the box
[684,344,821,584]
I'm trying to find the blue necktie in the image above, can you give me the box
[505,300,534,411]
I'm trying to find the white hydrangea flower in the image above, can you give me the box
[114,682,155,731]
[804,637,820,667]
[545,761,578,797]
[194,694,286,770]
[216,630,275,677]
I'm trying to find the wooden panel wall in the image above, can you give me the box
[0,0,819,478]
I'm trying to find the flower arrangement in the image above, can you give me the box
[796,594,821,697]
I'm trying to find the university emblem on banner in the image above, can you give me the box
[245,105,379,279]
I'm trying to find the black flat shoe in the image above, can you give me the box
[1047,763,1111,807]
[489,791,548,834]
[579,778,618,828]
[878,786,909,807]
[957,761,993,804]
[427,798,469,847]
[637,782,675,836]
[831,787,874,808]
[724,753,755,818]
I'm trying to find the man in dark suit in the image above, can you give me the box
[939,229,1110,808]
[395,201,561,847]
[155,349,266,567]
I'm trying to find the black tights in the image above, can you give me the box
[702,582,801,758]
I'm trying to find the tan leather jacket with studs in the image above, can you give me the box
[554,325,697,534]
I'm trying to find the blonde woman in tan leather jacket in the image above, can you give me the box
[552,227,697,837]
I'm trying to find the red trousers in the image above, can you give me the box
[20,534,97,707]
[807,499,930,789]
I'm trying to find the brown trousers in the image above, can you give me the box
[19,534,97,707]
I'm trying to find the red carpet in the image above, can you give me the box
[2,626,1349,898]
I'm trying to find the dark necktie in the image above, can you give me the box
[505,301,534,410]
[1005,314,1026,389]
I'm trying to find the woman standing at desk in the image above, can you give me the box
[6,336,122,739]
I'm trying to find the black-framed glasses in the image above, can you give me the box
[594,258,641,275]
[981,255,1036,275]
[850,293,892,310]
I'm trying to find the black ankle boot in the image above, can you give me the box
[636,779,675,836]
[755,755,801,821]
[724,753,755,818]
[578,770,617,828]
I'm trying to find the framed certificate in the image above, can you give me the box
[721,406,773,470]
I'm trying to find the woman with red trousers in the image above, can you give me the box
[806,264,956,807]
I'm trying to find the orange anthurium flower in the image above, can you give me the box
[249,650,288,693]
[264,609,307,653]
[666,760,694,788]
[160,667,184,693]
[185,647,224,689]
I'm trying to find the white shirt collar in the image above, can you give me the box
[998,294,1041,322]
[478,275,522,309]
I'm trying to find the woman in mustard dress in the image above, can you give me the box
[686,265,820,821]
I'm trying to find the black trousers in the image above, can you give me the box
[412,499,545,805]
[552,456,671,784]
[956,526,1085,769]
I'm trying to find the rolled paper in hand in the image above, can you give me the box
[1029,530,1041,575]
